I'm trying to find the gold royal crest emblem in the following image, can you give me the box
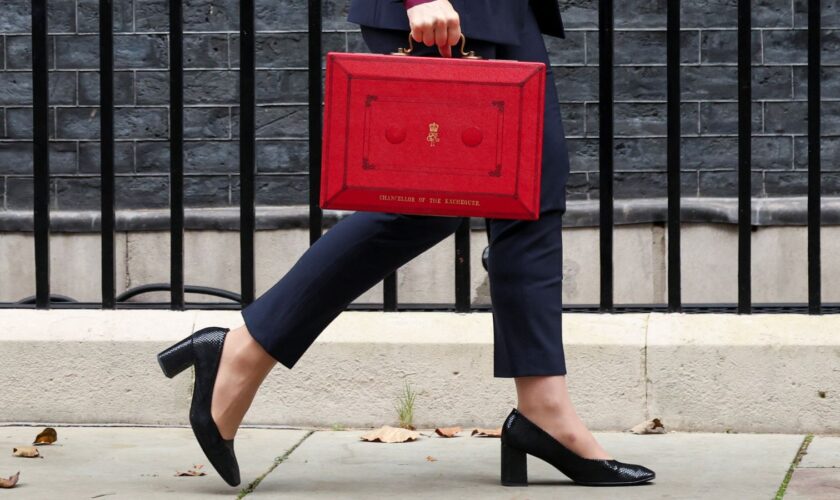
[427,122,440,147]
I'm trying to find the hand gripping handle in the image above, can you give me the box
[391,33,482,59]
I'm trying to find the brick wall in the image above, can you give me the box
[0,0,838,211]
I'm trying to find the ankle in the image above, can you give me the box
[517,398,571,417]
[227,327,276,370]
[516,408,612,460]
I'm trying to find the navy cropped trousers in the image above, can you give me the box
[241,4,571,377]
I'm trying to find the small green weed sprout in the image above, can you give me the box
[394,379,417,430]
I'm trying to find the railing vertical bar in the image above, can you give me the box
[384,272,397,311]
[737,0,752,314]
[240,0,256,306]
[169,0,185,309]
[31,0,50,309]
[99,0,116,309]
[455,218,471,312]
[666,0,681,311]
[308,0,324,244]
[598,0,614,312]
[807,0,822,314]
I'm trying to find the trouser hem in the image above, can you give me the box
[240,305,297,370]
[494,365,568,378]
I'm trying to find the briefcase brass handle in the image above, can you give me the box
[391,33,482,59]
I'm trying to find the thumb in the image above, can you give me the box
[439,43,452,58]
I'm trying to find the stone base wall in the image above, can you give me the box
[1,309,838,433]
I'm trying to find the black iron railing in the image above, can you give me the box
[3,0,832,315]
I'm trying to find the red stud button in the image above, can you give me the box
[462,126,483,147]
[385,125,406,144]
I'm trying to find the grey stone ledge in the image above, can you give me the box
[1,197,839,232]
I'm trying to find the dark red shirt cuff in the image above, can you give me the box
[405,0,435,8]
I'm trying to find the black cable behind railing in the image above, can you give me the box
[240,0,257,306]
[31,0,50,309]
[666,0,682,312]
[598,0,615,312]
[807,0,822,314]
[169,0,185,310]
[99,0,116,309]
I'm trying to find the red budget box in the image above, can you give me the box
[320,50,546,220]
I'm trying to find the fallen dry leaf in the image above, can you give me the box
[33,427,57,445]
[360,425,419,443]
[175,464,206,477]
[425,455,437,462]
[0,471,20,488]
[470,427,502,437]
[12,446,40,458]
[434,426,462,438]
[629,418,666,434]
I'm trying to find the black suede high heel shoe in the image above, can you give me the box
[500,407,655,487]
[157,326,241,487]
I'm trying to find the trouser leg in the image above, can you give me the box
[486,212,566,377]
[487,3,570,377]
[241,211,462,369]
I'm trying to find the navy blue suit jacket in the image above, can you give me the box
[347,0,564,46]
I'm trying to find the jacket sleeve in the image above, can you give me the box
[404,0,436,8]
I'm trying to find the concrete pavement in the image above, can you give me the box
[785,436,840,500]
[1,425,832,499]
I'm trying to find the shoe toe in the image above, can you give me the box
[632,464,655,482]
[221,468,240,487]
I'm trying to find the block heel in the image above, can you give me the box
[501,441,528,486]
[157,335,195,378]
[500,408,655,486]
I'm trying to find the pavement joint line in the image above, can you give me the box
[237,429,316,498]
[774,433,814,499]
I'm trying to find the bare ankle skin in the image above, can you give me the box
[210,324,277,440]
[514,375,613,460]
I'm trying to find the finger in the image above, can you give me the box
[447,17,461,47]
[435,20,448,49]
[410,28,423,44]
[439,43,452,58]
[422,25,436,46]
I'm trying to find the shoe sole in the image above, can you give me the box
[573,473,656,486]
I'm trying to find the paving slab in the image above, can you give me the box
[799,436,840,468]
[250,430,803,499]
[784,468,840,499]
[0,426,307,499]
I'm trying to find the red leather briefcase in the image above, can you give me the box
[320,39,546,220]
